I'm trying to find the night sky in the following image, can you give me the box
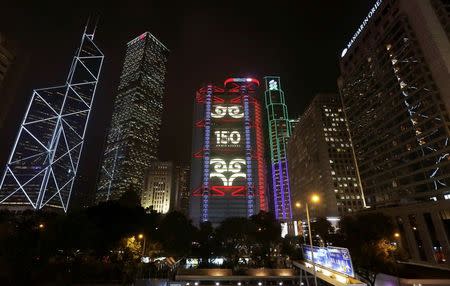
[1,0,374,200]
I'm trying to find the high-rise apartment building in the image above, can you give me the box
[173,163,191,215]
[264,76,293,221]
[190,78,267,226]
[287,94,365,220]
[96,32,169,203]
[339,0,450,265]
[142,161,173,213]
[0,24,104,212]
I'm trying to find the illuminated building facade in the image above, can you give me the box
[142,161,173,213]
[190,78,267,225]
[339,0,450,208]
[174,163,191,215]
[0,23,104,212]
[264,76,293,221]
[339,0,450,265]
[287,94,365,220]
[96,32,169,203]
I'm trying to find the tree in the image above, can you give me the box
[339,213,399,286]
[249,212,281,267]
[216,217,255,267]
[155,211,196,256]
[310,217,333,245]
[118,190,141,208]
[193,221,218,265]
[280,235,303,260]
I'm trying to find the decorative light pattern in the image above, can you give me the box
[210,158,246,186]
[211,105,244,119]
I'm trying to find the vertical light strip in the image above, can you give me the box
[202,85,213,222]
[254,99,267,211]
[242,85,254,217]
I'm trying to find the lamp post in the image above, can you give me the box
[138,233,146,256]
[296,194,320,286]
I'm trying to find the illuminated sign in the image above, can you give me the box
[214,130,241,145]
[302,245,355,277]
[269,79,278,91]
[341,0,383,58]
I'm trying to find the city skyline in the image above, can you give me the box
[0,2,374,200]
[0,0,450,283]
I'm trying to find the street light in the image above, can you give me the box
[394,232,400,238]
[138,233,146,256]
[310,194,320,204]
[38,223,45,230]
[296,194,320,286]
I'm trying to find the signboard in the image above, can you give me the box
[341,0,383,58]
[302,245,355,277]
[327,247,354,277]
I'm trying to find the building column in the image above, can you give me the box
[416,213,437,263]
[401,215,421,261]
[431,211,450,265]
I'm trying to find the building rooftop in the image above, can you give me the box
[127,31,169,51]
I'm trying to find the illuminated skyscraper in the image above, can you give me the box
[264,76,293,221]
[0,23,104,212]
[287,94,365,220]
[339,0,450,265]
[339,0,450,208]
[96,32,169,203]
[190,78,267,226]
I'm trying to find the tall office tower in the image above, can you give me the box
[96,32,169,203]
[339,0,450,265]
[173,163,191,215]
[264,76,293,221]
[0,24,104,212]
[190,78,267,226]
[141,161,173,213]
[287,94,365,220]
